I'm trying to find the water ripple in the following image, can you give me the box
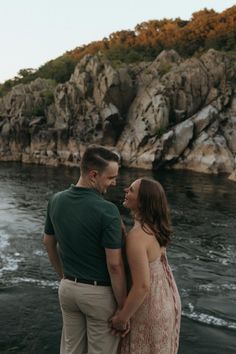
[0,231,24,276]
[9,277,59,289]
[198,283,236,292]
[183,303,236,330]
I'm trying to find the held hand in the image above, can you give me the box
[109,320,131,337]
[111,314,126,331]
[109,311,130,337]
[110,321,130,337]
[120,320,131,337]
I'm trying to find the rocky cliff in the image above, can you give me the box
[0,49,236,182]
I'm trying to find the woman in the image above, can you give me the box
[110,178,181,354]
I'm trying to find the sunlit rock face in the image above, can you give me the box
[0,49,235,181]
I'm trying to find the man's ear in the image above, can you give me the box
[88,170,98,182]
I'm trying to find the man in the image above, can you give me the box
[43,145,127,354]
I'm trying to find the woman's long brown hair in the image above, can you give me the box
[138,178,172,247]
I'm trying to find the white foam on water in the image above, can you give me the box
[0,254,22,275]
[207,250,233,265]
[10,277,59,289]
[0,231,23,276]
[33,250,45,256]
[199,283,236,291]
[0,231,10,249]
[211,222,229,228]
[183,303,236,330]
[179,288,190,298]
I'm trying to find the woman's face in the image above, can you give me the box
[123,179,141,212]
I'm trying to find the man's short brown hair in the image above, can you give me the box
[80,145,120,174]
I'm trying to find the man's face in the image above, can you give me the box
[94,161,119,194]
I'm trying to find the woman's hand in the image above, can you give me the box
[111,313,127,331]
[109,310,130,337]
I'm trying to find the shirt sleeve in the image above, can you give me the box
[101,203,123,249]
[44,199,55,235]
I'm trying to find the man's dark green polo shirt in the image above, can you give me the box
[44,185,122,283]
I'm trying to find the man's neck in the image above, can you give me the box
[76,177,94,189]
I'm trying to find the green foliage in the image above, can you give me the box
[17,68,36,81]
[105,45,162,64]
[106,46,145,63]
[0,55,78,97]
[24,103,45,118]
[24,88,55,118]
[0,79,15,97]
[40,89,54,106]
[158,63,172,77]
[36,55,79,83]
[155,127,167,139]
[205,32,236,51]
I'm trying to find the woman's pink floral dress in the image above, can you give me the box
[120,253,181,354]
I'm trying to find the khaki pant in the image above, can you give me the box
[58,279,119,354]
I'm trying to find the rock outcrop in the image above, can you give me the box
[0,49,236,182]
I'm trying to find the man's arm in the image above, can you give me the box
[105,248,127,309]
[43,233,63,279]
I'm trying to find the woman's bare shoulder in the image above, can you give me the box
[127,225,148,242]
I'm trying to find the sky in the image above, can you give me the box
[0,0,235,83]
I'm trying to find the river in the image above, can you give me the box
[0,162,236,354]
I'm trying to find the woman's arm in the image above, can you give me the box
[111,228,150,330]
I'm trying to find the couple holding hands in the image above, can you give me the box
[43,145,181,354]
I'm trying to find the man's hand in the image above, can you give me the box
[108,310,130,337]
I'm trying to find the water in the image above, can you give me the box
[0,162,236,354]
